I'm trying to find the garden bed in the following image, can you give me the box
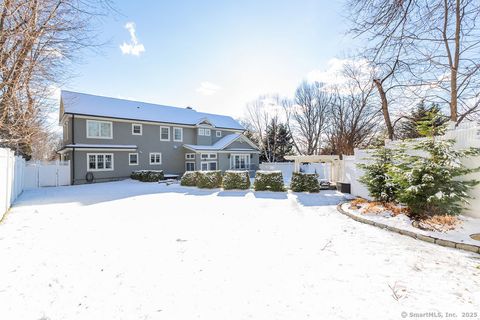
[339,200,480,252]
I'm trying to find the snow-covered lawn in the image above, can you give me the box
[0,180,479,320]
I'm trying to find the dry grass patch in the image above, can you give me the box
[414,215,460,232]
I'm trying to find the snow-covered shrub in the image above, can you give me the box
[180,171,197,186]
[223,171,250,190]
[196,171,223,189]
[358,147,400,203]
[392,139,480,217]
[253,171,284,191]
[131,170,164,182]
[290,172,320,192]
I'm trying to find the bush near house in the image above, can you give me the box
[131,170,165,182]
[180,171,197,186]
[223,170,251,190]
[196,171,223,189]
[253,171,284,191]
[290,172,320,192]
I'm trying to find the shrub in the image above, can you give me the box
[223,170,251,190]
[253,171,284,191]
[180,171,197,186]
[358,147,400,203]
[131,170,164,182]
[392,139,480,217]
[196,171,223,188]
[290,172,320,192]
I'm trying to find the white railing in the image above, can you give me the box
[0,148,25,219]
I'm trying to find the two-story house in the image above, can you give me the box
[58,91,260,184]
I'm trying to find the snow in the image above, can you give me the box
[64,144,137,149]
[342,203,480,246]
[184,133,243,151]
[1,180,479,319]
[61,90,244,130]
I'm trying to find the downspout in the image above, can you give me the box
[72,114,75,185]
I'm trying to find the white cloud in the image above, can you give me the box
[120,22,145,56]
[196,82,221,96]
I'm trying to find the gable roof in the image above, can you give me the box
[60,90,244,130]
[183,133,259,152]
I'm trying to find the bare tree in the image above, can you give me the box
[283,81,331,155]
[347,0,480,125]
[325,63,381,155]
[0,0,110,157]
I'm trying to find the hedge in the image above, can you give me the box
[223,170,251,190]
[180,171,197,186]
[253,171,284,191]
[196,171,223,188]
[131,170,164,182]
[290,172,320,192]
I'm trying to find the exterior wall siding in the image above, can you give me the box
[68,117,258,184]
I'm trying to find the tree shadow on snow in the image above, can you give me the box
[293,190,346,207]
[253,191,288,200]
[217,190,251,198]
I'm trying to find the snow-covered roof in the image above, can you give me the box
[61,90,244,130]
[183,133,258,152]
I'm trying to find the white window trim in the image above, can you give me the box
[230,153,251,170]
[185,161,195,171]
[86,120,113,139]
[200,153,217,160]
[160,126,170,141]
[132,123,142,135]
[204,128,211,136]
[198,128,205,136]
[86,153,114,171]
[185,153,196,160]
[216,130,222,137]
[173,127,183,142]
[200,161,217,171]
[128,153,139,166]
[149,152,162,165]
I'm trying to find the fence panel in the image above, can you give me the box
[0,148,25,219]
[24,161,71,189]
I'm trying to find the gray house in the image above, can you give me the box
[58,91,260,184]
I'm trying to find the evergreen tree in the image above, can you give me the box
[397,102,448,139]
[261,121,294,162]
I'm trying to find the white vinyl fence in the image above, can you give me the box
[259,162,331,184]
[0,148,25,219]
[24,161,71,189]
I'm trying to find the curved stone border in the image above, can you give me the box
[337,201,480,254]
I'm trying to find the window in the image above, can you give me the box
[201,161,217,171]
[216,130,222,137]
[160,127,170,141]
[173,127,183,142]
[87,153,114,171]
[129,153,139,166]
[150,152,162,165]
[200,153,217,160]
[132,124,142,135]
[198,128,211,136]
[185,153,195,160]
[185,162,195,171]
[87,120,112,139]
[231,154,250,170]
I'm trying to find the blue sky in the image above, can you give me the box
[64,0,354,118]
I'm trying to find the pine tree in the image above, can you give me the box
[261,121,294,162]
[392,112,480,217]
[397,102,448,139]
[359,147,400,203]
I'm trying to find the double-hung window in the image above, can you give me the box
[129,153,139,166]
[198,128,211,136]
[160,127,170,141]
[87,120,112,139]
[185,162,195,171]
[173,127,183,142]
[87,153,113,171]
[201,161,217,171]
[132,124,142,135]
[150,153,162,165]
[216,130,222,137]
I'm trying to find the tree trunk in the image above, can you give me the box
[373,79,394,140]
